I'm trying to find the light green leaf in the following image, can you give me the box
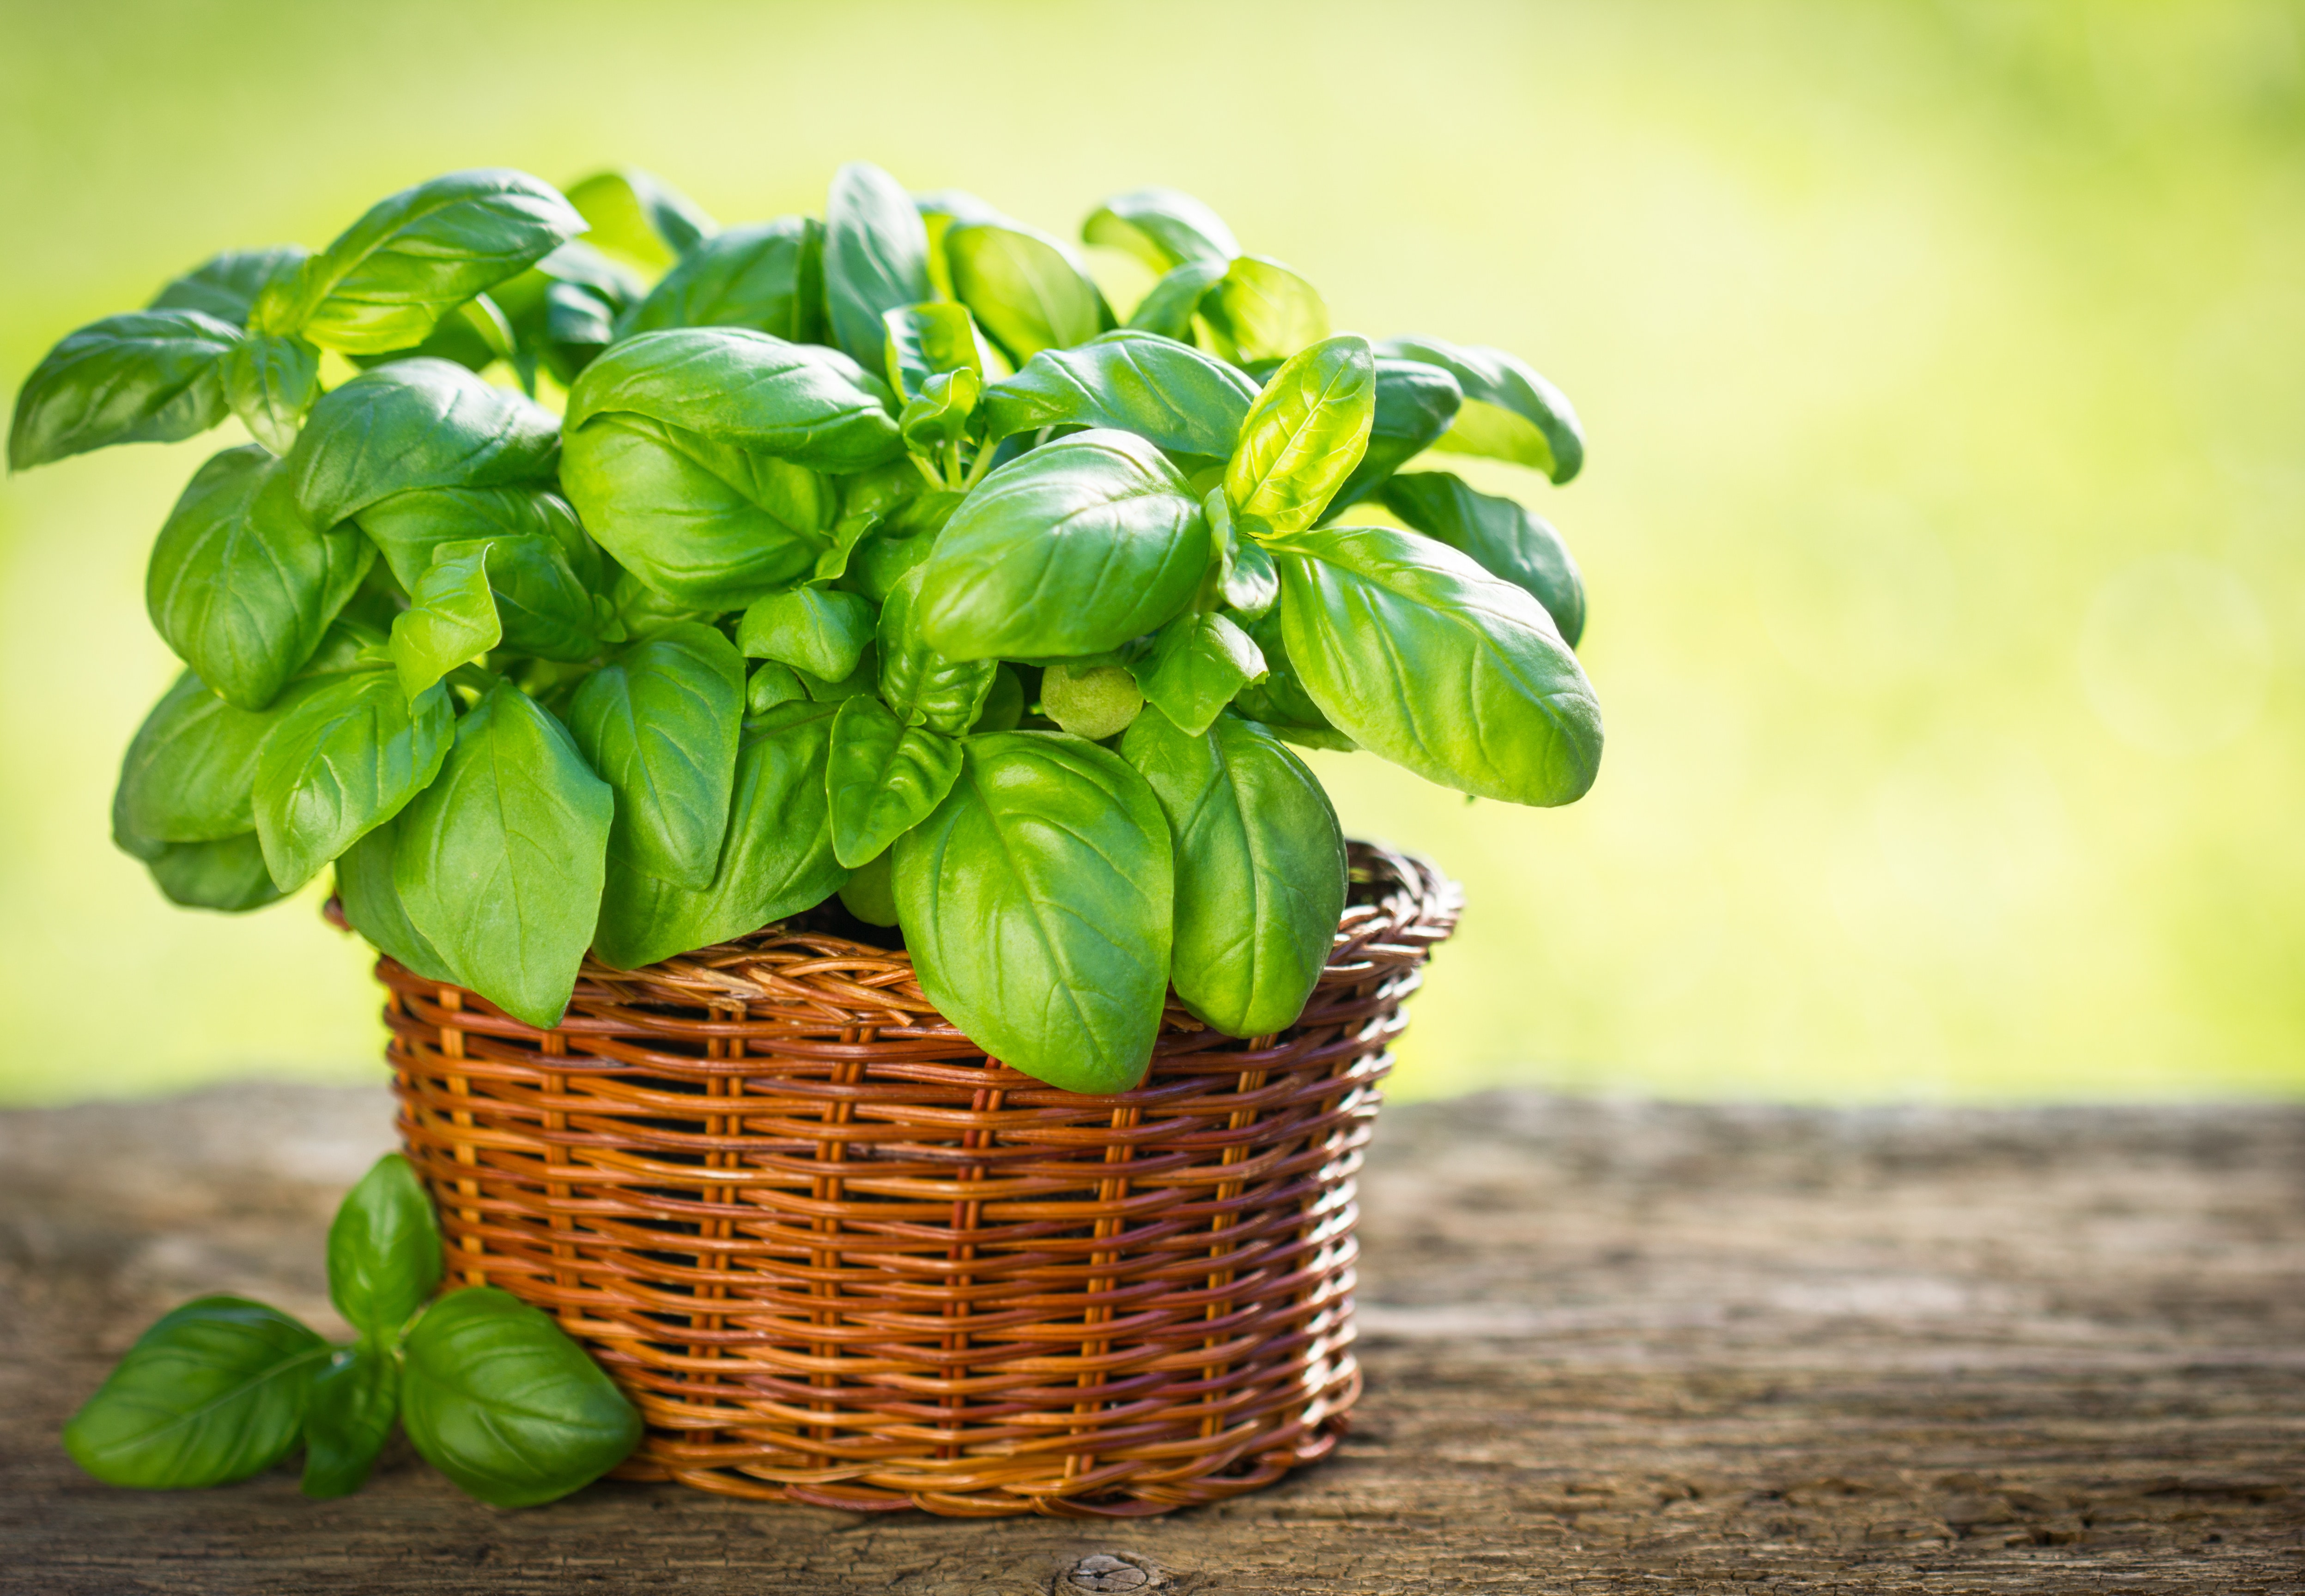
[1125,260,1226,342]
[357,484,596,592]
[881,301,986,401]
[746,659,808,713]
[222,333,321,454]
[738,583,876,681]
[253,669,454,891]
[567,623,744,890]
[1371,335,1584,483]
[981,333,1256,457]
[825,695,962,868]
[898,368,979,454]
[1082,187,1239,271]
[564,167,716,272]
[1225,335,1374,535]
[1128,610,1266,736]
[335,814,457,983]
[876,566,998,733]
[390,544,500,699]
[1200,257,1328,367]
[620,218,823,343]
[150,247,309,327]
[1380,471,1586,646]
[285,359,560,530]
[945,220,1110,366]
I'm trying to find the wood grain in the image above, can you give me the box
[3,1085,2300,1593]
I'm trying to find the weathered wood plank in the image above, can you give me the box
[3,1086,2300,1593]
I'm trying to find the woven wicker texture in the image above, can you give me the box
[379,841,1459,1517]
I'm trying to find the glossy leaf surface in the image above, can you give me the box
[823,162,930,378]
[738,583,876,681]
[1128,610,1267,736]
[286,359,559,529]
[1200,257,1328,367]
[8,309,238,469]
[1329,358,1464,509]
[147,833,289,913]
[222,333,321,455]
[1372,336,1584,483]
[335,815,456,983]
[881,301,984,400]
[945,220,1108,365]
[825,695,962,868]
[982,334,1256,456]
[1225,335,1374,535]
[1125,260,1225,341]
[326,1152,444,1341]
[301,1345,398,1500]
[116,671,319,844]
[253,670,454,891]
[150,247,309,326]
[876,567,997,733]
[357,484,593,591]
[389,544,500,699]
[1082,187,1238,270]
[1381,471,1586,646]
[621,218,823,343]
[564,328,901,473]
[567,623,744,890]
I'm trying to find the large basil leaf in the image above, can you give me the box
[1213,602,1351,752]
[399,1288,641,1509]
[358,484,596,592]
[389,544,500,698]
[326,1152,444,1340]
[823,161,930,378]
[150,247,309,327]
[1371,335,1584,484]
[1225,335,1374,535]
[592,700,844,970]
[881,302,985,401]
[877,566,997,733]
[915,429,1209,660]
[825,695,962,868]
[559,413,834,608]
[258,169,586,355]
[394,683,613,1028]
[1200,257,1328,367]
[893,732,1172,1093]
[7,310,239,470]
[286,359,560,529]
[1082,187,1239,271]
[1270,524,1601,804]
[1128,610,1266,736]
[737,584,876,681]
[564,167,716,272]
[436,533,604,661]
[915,188,1007,301]
[253,670,454,892]
[115,670,329,844]
[564,328,901,473]
[147,446,374,710]
[1121,711,1344,1037]
[301,1345,398,1501]
[981,334,1256,457]
[335,814,457,983]
[1380,471,1586,646]
[147,833,289,913]
[62,1296,327,1489]
[1328,358,1464,510]
[620,218,823,344]
[945,220,1109,365]
[221,333,321,455]
[1126,260,1226,342]
[567,623,743,891]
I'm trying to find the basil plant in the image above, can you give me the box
[12,163,1602,1092]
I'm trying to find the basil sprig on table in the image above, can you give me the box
[18,161,1603,1093]
[63,1155,639,1505]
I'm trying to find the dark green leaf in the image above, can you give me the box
[150,247,309,327]
[620,218,823,343]
[1371,335,1584,483]
[1270,524,1601,804]
[335,814,457,983]
[399,1287,640,1509]
[564,167,717,272]
[1121,711,1345,1036]
[394,683,613,1027]
[63,1296,327,1489]
[115,670,329,844]
[825,695,962,868]
[973,664,1025,734]
[358,484,596,593]
[8,310,238,470]
[1380,471,1586,646]
[147,833,289,912]
[876,566,997,734]
[1124,260,1226,341]
[893,732,1171,1093]
[837,846,899,927]
[253,671,454,891]
[567,623,744,891]
[1199,257,1328,367]
[1225,335,1374,536]
[982,334,1256,457]
[592,700,845,969]
[327,1152,443,1340]
[823,162,930,379]
[945,220,1110,366]
[221,333,321,454]
[286,359,560,529]
[301,1345,397,1500]
[1082,187,1239,271]
[915,429,1208,660]
[390,544,500,698]
[566,328,900,474]
[737,584,875,681]
[1328,358,1464,509]
[1128,610,1266,736]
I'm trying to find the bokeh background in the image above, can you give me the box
[4,0,2300,1106]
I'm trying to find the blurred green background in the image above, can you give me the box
[3,0,2299,1106]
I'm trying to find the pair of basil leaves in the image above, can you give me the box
[62,1155,639,1507]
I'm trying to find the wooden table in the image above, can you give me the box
[4,1085,2300,1593]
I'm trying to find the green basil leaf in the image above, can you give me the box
[541,280,617,356]
[148,446,375,710]
[737,583,876,681]
[837,846,900,927]
[849,523,937,604]
[1124,260,1226,343]
[394,683,613,1027]
[1207,488,1279,619]
[564,167,717,272]
[1230,601,1353,751]
[876,566,998,734]
[253,671,454,892]
[1199,257,1328,368]
[620,218,823,344]
[435,533,602,661]
[881,301,986,401]
[390,544,500,698]
[823,161,931,380]
[115,670,331,844]
[1270,524,1601,804]
[1082,187,1239,272]
[592,700,845,969]
[1225,334,1374,535]
[286,359,560,530]
[1127,610,1266,737]
[898,368,979,454]
[915,188,1007,302]
[1371,335,1584,484]
[63,1296,328,1489]
[399,1287,640,1509]
[1121,711,1345,1037]
[981,334,1256,457]
[327,1152,444,1340]
[945,220,1110,366]
[825,695,962,868]
[915,429,1208,660]
[798,643,880,701]
[301,1344,398,1501]
[564,327,901,474]
[606,562,710,638]
[8,310,239,470]
[893,732,1171,1093]
[567,623,744,891]
[746,659,807,713]
[336,814,457,983]
[1380,471,1587,646]
[150,247,309,327]
[1328,358,1464,510]
[1040,661,1144,740]
[260,169,586,355]
[972,664,1025,734]
[358,484,597,593]
[147,833,289,913]
[221,333,321,455]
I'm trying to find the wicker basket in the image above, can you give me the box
[374,841,1458,1517]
